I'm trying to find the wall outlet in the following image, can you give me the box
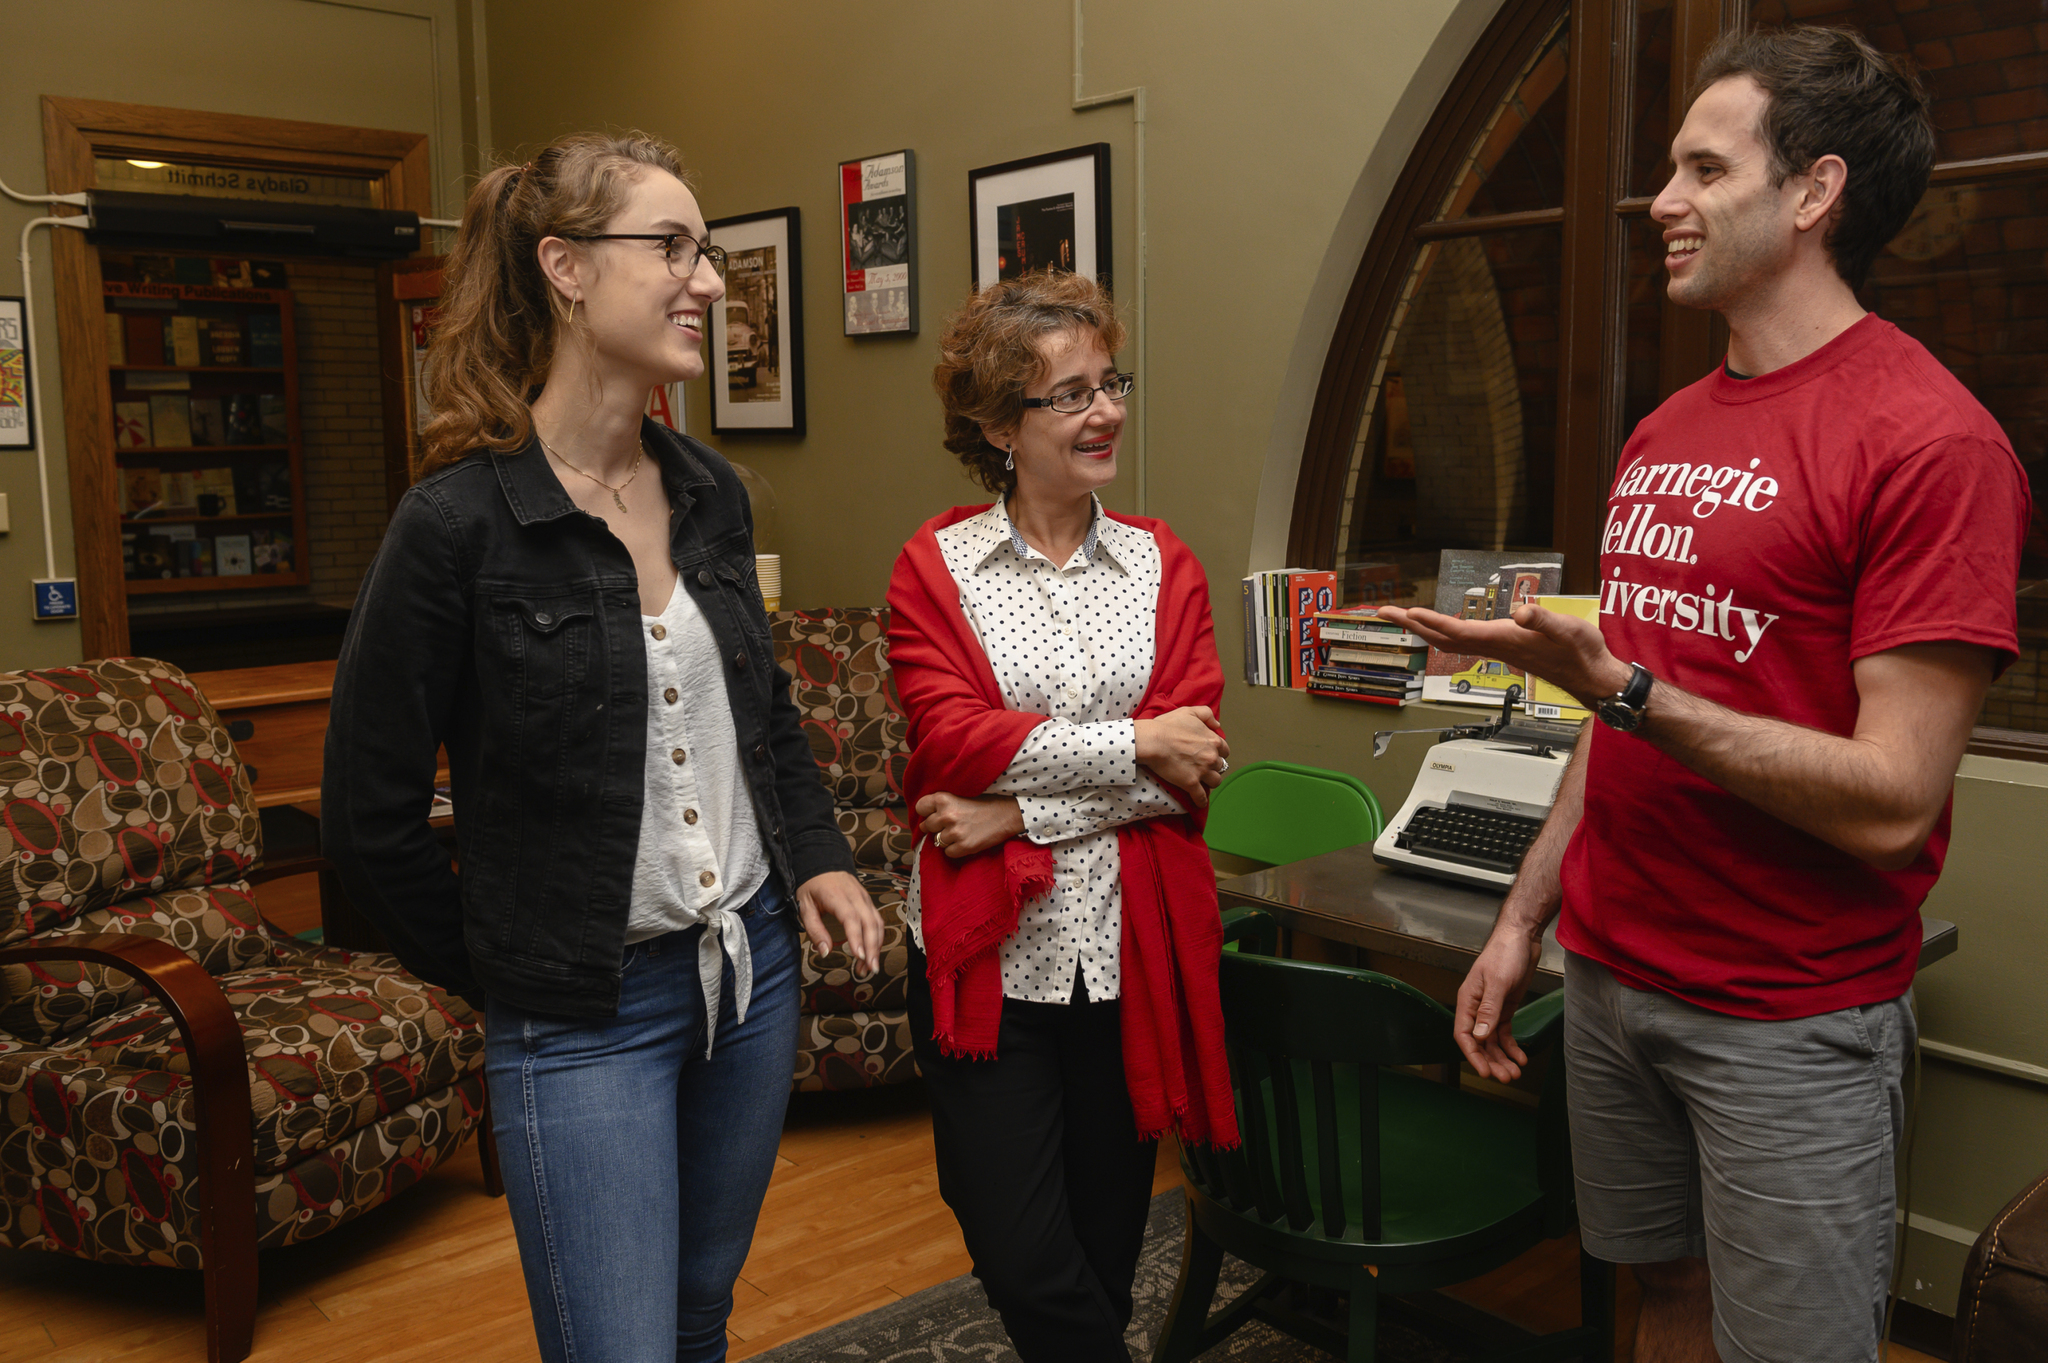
[32,578,78,621]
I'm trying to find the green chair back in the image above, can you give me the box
[1205,761,1384,866]
[1181,952,1577,1254]
[1159,932,1609,1363]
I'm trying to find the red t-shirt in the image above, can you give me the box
[1557,315,2030,1020]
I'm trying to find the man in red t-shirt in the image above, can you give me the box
[1382,27,2029,1363]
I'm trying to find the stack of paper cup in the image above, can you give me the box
[755,554,782,612]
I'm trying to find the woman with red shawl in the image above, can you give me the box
[887,270,1239,1362]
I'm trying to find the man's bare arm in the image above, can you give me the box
[1455,736,1587,1081]
[1378,604,1996,871]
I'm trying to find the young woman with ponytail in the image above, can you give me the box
[321,132,881,1363]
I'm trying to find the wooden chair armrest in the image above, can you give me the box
[0,934,256,1361]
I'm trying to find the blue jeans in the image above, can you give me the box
[485,879,799,1363]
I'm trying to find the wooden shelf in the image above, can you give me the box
[117,444,289,457]
[123,511,292,527]
[126,572,309,595]
[111,364,286,375]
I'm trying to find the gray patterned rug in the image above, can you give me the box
[752,1190,1494,1361]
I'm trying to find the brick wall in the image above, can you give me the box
[288,259,390,609]
[1396,237,1529,549]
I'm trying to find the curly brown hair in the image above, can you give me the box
[418,132,689,476]
[931,270,1127,495]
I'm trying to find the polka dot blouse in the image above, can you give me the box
[905,496,1180,1004]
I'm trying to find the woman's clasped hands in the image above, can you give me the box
[1135,705,1229,807]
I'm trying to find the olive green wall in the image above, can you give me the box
[0,0,486,670]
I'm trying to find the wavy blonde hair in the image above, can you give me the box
[418,132,688,476]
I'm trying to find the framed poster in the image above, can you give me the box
[841,149,917,336]
[967,144,1111,292]
[0,298,31,449]
[708,207,805,436]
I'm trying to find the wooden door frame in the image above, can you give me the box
[40,96,430,659]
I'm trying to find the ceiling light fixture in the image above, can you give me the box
[125,159,167,170]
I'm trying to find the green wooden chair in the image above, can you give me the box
[1205,760,1385,866]
[1155,947,1613,1363]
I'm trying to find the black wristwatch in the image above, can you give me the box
[1596,662,1655,732]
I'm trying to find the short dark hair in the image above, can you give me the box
[1692,25,1934,289]
[931,270,1126,496]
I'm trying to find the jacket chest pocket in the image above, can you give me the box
[491,593,600,701]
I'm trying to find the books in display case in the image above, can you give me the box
[216,534,253,576]
[102,268,305,591]
[188,398,224,447]
[224,395,260,445]
[114,402,150,450]
[147,395,191,448]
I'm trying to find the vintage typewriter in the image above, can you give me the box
[1371,692,1582,890]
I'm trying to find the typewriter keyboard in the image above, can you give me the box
[1396,804,1545,874]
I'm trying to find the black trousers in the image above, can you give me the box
[908,943,1159,1363]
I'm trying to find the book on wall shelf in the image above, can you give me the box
[101,268,309,594]
[1306,603,1426,707]
[1238,568,1338,688]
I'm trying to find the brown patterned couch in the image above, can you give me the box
[0,658,489,1363]
[772,608,920,1091]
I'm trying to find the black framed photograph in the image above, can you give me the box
[0,297,32,449]
[707,207,805,437]
[840,149,917,336]
[967,144,1111,291]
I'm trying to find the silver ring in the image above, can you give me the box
[1217,759,1230,774]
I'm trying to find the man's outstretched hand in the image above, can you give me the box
[1377,602,1631,710]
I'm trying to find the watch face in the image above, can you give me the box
[1598,697,1644,732]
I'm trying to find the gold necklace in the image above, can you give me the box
[539,434,645,513]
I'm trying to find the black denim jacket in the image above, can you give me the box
[321,421,850,1017]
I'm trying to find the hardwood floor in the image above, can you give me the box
[0,878,1944,1361]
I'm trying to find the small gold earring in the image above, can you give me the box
[567,297,579,329]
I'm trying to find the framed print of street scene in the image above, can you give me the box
[708,207,805,436]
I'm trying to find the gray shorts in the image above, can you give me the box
[1562,952,1915,1363]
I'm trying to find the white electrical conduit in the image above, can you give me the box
[1072,0,1147,515]
[15,215,91,583]
[4,174,97,587]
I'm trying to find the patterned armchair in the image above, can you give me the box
[0,659,489,1363]
[772,609,920,1091]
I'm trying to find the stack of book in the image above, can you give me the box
[1307,605,1427,706]
[1239,568,1337,687]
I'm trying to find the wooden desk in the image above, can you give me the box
[1218,843,1960,994]
[189,659,338,808]
[187,659,400,951]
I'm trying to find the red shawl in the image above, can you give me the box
[886,505,1239,1148]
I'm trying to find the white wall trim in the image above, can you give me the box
[1247,0,1511,574]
